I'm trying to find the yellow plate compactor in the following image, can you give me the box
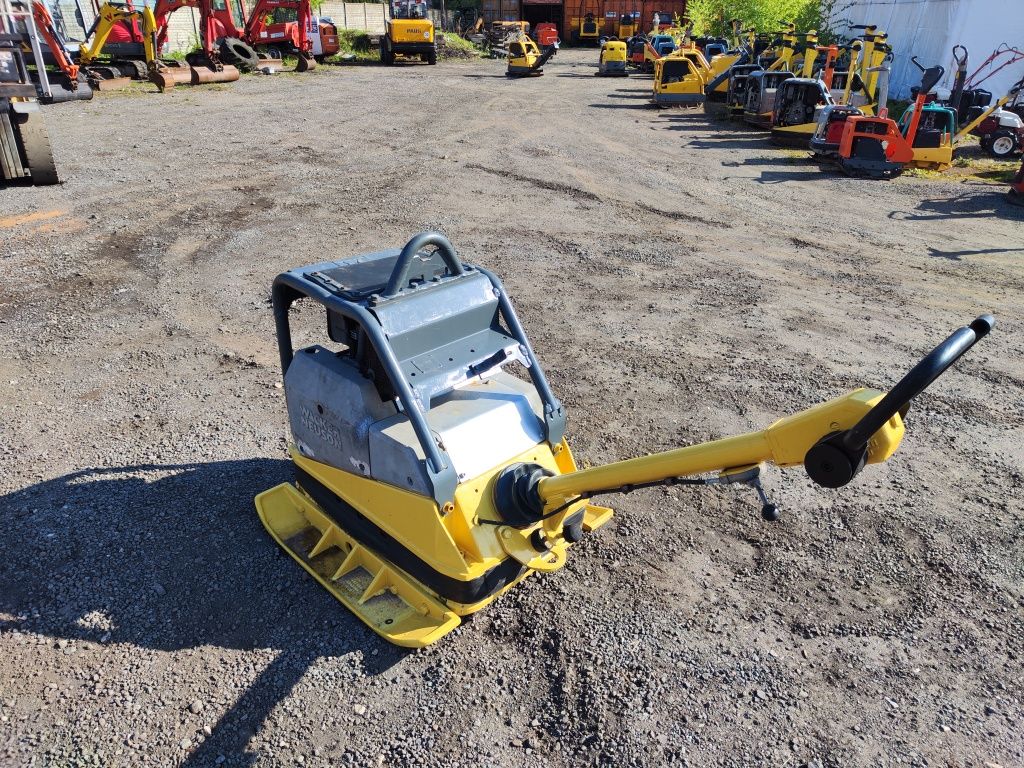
[256,232,994,648]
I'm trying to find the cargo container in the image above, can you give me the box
[479,0,686,44]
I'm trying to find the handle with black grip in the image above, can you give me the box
[805,315,994,488]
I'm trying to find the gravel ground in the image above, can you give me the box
[1,49,1023,768]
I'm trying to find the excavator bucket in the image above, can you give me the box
[188,63,241,84]
[149,62,240,91]
[295,52,316,72]
[39,73,95,103]
[89,75,132,91]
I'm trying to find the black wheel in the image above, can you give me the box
[219,37,260,71]
[266,46,283,60]
[427,49,437,65]
[986,129,1020,159]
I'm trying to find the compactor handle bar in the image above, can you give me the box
[382,231,466,298]
[842,315,993,453]
[804,315,994,488]
[952,44,968,67]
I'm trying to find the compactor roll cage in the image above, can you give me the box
[271,232,566,506]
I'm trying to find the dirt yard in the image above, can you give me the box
[1,48,1022,768]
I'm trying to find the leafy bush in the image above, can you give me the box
[686,0,854,42]
[337,29,373,53]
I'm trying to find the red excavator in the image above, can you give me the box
[153,0,259,72]
[242,0,339,71]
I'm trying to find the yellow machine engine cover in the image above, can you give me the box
[707,52,739,93]
[652,49,710,105]
[389,19,434,44]
[601,41,627,63]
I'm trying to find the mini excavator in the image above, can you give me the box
[256,232,995,648]
[78,0,242,90]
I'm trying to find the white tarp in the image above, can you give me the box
[829,0,1024,100]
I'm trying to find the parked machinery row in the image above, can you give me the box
[634,19,1024,179]
[16,0,344,101]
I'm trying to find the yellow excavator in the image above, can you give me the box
[255,232,995,648]
[380,0,435,65]
[76,3,160,88]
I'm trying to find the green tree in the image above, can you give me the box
[686,0,852,42]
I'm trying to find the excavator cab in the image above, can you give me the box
[381,0,435,65]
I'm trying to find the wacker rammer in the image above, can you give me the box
[256,232,994,648]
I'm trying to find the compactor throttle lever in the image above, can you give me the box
[804,315,994,488]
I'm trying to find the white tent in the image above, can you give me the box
[829,0,1024,101]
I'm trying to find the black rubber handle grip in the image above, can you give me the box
[842,315,994,452]
[911,55,925,71]
[383,231,465,298]
[952,44,968,67]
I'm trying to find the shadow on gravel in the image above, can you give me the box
[685,137,770,149]
[588,102,653,109]
[0,460,405,767]
[659,120,746,130]
[605,91,649,98]
[890,191,1024,223]
[756,169,828,184]
[722,156,811,167]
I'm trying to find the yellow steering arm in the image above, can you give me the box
[494,315,994,529]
